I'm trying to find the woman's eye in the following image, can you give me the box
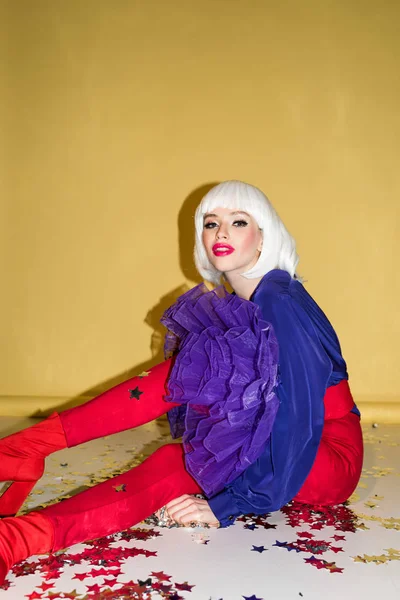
[233,220,248,227]
[204,222,217,229]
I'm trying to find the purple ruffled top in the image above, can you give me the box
[160,283,280,497]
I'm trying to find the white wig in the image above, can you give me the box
[194,180,300,285]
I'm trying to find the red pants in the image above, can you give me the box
[294,410,363,505]
[43,365,362,550]
[294,379,363,505]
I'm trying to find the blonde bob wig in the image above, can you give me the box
[194,180,300,285]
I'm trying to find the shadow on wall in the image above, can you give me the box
[31,182,219,418]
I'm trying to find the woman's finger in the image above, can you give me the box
[167,500,198,521]
[164,494,192,510]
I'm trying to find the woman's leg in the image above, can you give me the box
[59,358,176,446]
[43,443,201,550]
[294,412,363,505]
[0,443,201,583]
[0,358,177,515]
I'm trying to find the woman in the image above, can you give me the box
[0,180,363,583]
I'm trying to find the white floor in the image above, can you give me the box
[0,416,399,600]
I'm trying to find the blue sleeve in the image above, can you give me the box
[209,288,332,527]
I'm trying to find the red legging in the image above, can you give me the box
[295,411,363,505]
[0,364,364,580]
[43,443,202,550]
[41,368,362,551]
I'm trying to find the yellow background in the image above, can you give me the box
[1,0,399,420]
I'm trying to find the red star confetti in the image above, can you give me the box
[330,546,344,554]
[37,582,56,592]
[151,570,172,582]
[304,555,343,573]
[175,581,195,591]
[103,576,118,587]
[296,531,314,539]
[281,501,360,533]
[72,572,87,581]
[120,527,161,542]
[86,583,102,593]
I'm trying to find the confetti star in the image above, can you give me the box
[72,572,87,581]
[129,386,143,400]
[151,571,172,582]
[113,484,126,492]
[26,593,43,600]
[244,523,257,530]
[87,567,109,576]
[328,565,344,573]
[38,582,55,592]
[86,584,102,593]
[251,545,267,553]
[243,595,264,600]
[304,556,343,572]
[304,555,325,568]
[273,540,300,552]
[331,535,346,541]
[384,548,400,556]
[273,540,289,548]
[330,546,344,553]
[103,576,118,586]
[139,371,150,378]
[352,555,367,563]
[296,531,314,539]
[153,582,173,593]
[175,581,195,591]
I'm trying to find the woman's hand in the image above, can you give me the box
[163,494,219,527]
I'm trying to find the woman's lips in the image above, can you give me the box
[212,244,234,256]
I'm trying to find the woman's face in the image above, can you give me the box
[202,207,263,277]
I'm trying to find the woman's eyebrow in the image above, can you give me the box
[203,210,249,220]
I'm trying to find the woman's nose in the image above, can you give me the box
[216,225,228,239]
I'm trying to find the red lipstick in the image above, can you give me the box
[212,243,235,256]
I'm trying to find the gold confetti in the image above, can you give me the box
[356,513,400,530]
[113,484,126,492]
[356,522,370,530]
[352,550,400,565]
[384,548,400,557]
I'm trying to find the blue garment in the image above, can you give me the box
[208,269,359,527]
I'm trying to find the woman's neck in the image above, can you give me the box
[224,272,263,301]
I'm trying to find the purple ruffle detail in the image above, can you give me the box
[161,283,280,497]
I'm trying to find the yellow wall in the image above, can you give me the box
[1,0,399,419]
